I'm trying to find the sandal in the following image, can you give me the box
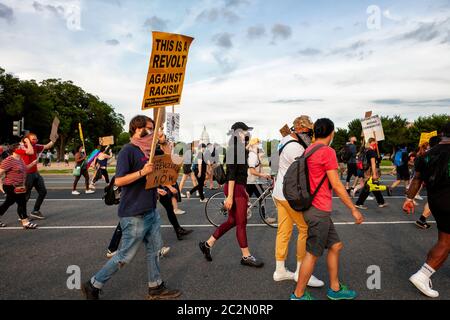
[22,222,38,229]
[0,222,6,228]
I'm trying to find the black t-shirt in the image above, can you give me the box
[415,144,450,197]
[364,149,380,174]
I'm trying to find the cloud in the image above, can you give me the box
[212,52,238,73]
[271,99,324,104]
[383,9,402,22]
[31,0,82,31]
[0,2,13,23]
[143,16,169,31]
[271,24,292,42]
[105,39,120,46]
[298,48,322,56]
[213,32,233,49]
[247,25,266,39]
[196,8,219,22]
[373,98,450,107]
[330,40,368,55]
[222,9,240,23]
[224,0,248,8]
[32,1,64,15]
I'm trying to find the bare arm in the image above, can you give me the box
[406,172,423,200]
[249,168,271,179]
[43,141,55,150]
[115,163,154,187]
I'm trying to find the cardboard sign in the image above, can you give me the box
[50,117,60,142]
[146,154,183,189]
[166,113,180,142]
[142,32,194,110]
[279,124,291,137]
[361,115,385,143]
[419,131,438,146]
[99,136,114,146]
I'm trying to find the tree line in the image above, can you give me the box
[0,67,125,160]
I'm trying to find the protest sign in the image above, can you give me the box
[166,112,180,142]
[419,131,438,146]
[50,117,60,142]
[146,154,183,189]
[279,124,291,137]
[142,31,194,110]
[361,115,385,143]
[99,136,114,146]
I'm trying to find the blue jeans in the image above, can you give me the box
[92,209,163,288]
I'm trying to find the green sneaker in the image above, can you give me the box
[327,284,357,300]
[290,291,315,300]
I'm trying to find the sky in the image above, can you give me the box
[1,0,449,143]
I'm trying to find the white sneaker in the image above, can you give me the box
[106,250,117,259]
[409,271,439,298]
[294,271,325,287]
[180,193,187,198]
[196,191,199,197]
[159,246,171,257]
[89,183,96,190]
[72,190,80,195]
[273,269,295,282]
[367,196,375,200]
[200,198,208,203]
[85,189,95,194]
[350,189,357,198]
[415,195,423,201]
[174,209,185,215]
[265,217,276,224]
[378,203,388,208]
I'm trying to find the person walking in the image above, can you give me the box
[64,151,70,166]
[186,144,207,202]
[0,141,38,229]
[403,122,450,298]
[82,115,181,300]
[199,122,264,268]
[272,116,324,287]
[91,146,112,187]
[179,142,198,198]
[344,137,358,192]
[72,146,95,195]
[20,133,57,220]
[390,145,410,193]
[291,118,364,300]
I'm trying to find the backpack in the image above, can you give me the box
[394,150,406,167]
[358,149,371,171]
[339,144,353,163]
[282,144,328,212]
[103,176,121,206]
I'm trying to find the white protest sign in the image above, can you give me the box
[361,115,385,143]
[166,112,180,142]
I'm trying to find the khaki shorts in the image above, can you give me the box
[303,206,341,257]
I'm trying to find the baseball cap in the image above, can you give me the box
[231,122,253,131]
[293,116,314,130]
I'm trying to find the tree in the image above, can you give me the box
[331,128,349,152]
[408,114,450,147]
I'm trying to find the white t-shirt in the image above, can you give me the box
[247,151,261,184]
[272,135,305,200]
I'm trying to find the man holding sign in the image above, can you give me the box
[20,123,59,220]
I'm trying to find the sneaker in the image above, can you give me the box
[367,196,375,201]
[350,189,357,198]
[290,292,315,300]
[159,246,171,257]
[413,200,419,206]
[387,187,393,197]
[199,241,212,261]
[200,198,208,203]
[378,203,388,208]
[415,194,424,201]
[241,255,264,268]
[85,189,95,194]
[72,190,80,195]
[0,221,6,228]
[355,204,368,210]
[147,282,182,300]
[292,271,325,287]
[81,280,101,300]
[273,269,295,282]
[186,191,191,199]
[265,217,276,224]
[196,191,199,197]
[89,183,96,190]
[30,211,45,220]
[174,209,186,215]
[180,193,187,198]
[415,220,431,230]
[247,209,252,219]
[327,284,357,300]
[106,250,117,259]
[409,272,439,298]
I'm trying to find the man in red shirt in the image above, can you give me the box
[291,118,364,301]
[21,133,57,220]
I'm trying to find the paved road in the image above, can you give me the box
[0,176,448,300]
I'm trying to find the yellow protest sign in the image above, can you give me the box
[142,32,194,110]
[419,131,438,146]
[146,154,183,189]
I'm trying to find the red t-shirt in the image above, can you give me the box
[305,143,338,212]
[0,156,27,186]
[20,144,44,174]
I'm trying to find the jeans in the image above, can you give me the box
[189,170,206,200]
[25,172,47,212]
[92,209,163,288]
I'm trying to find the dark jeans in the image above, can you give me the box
[189,170,206,200]
[356,182,385,205]
[25,172,47,212]
[93,168,109,184]
[73,168,89,190]
[346,163,358,183]
[0,185,28,220]
[158,192,181,231]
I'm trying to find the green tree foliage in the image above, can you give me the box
[0,68,124,159]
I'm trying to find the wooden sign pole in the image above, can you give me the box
[373,131,380,158]
[148,107,164,165]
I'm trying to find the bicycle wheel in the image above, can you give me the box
[205,191,228,227]
[258,191,278,228]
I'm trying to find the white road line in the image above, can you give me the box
[0,221,436,230]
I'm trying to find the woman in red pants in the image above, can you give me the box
[199,122,264,268]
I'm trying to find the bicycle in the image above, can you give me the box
[204,179,278,228]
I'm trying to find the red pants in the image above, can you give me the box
[213,183,248,248]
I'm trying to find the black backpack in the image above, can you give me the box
[340,144,353,163]
[282,144,328,212]
[103,176,121,206]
